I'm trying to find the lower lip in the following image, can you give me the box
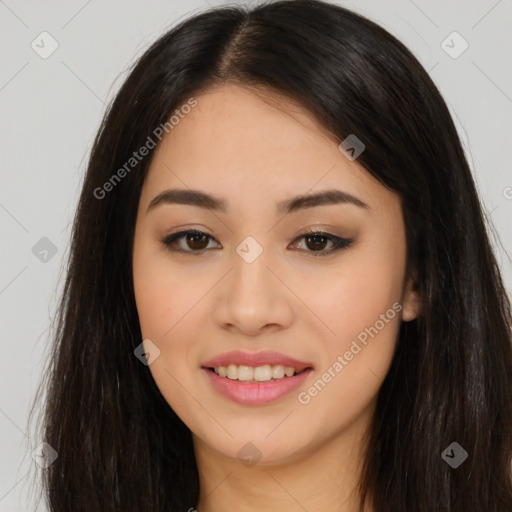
[202,367,313,405]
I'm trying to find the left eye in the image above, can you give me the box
[292,229,353,255]
[161,229,353,256]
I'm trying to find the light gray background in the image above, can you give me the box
[1,0,511,510]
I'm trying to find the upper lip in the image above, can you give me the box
[202,350,313,372]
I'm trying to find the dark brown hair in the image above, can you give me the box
[29,1,512,510]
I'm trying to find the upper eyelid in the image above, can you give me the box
[164,227,338,242]
[162,228,350,252]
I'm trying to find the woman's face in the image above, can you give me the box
[132,84,420,465]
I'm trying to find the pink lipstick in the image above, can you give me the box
[201,350,314,405]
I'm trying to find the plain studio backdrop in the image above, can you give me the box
[0,0,511,510]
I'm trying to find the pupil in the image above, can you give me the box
[306,234,327,251]
[188,233,208,250]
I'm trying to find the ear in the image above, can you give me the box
[401,271,422,322]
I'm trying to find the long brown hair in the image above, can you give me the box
[29,1,512,510]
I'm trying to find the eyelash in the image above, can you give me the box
[161,228,353,257]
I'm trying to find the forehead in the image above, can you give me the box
[140,84,398,216]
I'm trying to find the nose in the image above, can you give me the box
[212,244,295,337]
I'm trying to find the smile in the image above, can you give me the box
[201,350,314,405]
[202,366,313,405]
[211,364,305,381]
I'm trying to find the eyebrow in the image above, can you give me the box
[146,188,369,215]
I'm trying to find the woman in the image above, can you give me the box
[31,0,512,510]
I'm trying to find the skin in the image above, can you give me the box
[132,83,422,512]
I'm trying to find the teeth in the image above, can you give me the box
[284,366,295,377]
[213,364,300,381]
[227,364,238,380]
[253,365,272,381]
[238,365,254,381]
[272,365,285,379]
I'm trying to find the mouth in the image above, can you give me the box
[204,364,312,383]
[201,350,313,374]
[200,351,314,405]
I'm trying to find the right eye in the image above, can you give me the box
[161,229,220,255]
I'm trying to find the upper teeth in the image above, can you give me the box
[214,364,299,381]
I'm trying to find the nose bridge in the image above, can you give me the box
[214,234,293,333]
[230,235,275,304]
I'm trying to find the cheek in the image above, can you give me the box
[294,280,402,428]
[294,233,404,399]
[297,234,404,343]
[133,249,203,418]
[132,244,212,383]
[133,241,196,339]
[133,259,174,340]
